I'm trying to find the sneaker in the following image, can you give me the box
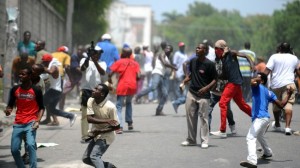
[47,121,60,126]
[70,114,77,127]
[133,97,141,104]
[22,152,29,165]
[181,140,196,146]
[210,131,227,138]
[260,154,272,159]
[80,138,92,144]
[171,101,178,113]
[201,143,209,149]
[271,121,282,132]
[40,119,51,125]
[128,124,134,130]
[285,127,292,135]
[152,99,158,104]
[240,161,257,168]
[116,128,123,134]
[229,125,237,134]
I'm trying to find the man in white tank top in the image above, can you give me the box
[135,44,177,116]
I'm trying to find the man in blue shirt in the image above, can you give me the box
[240,73,292,168]
[96,34,120,74]
[17,31,36,57]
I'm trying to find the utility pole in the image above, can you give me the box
[3,0,18,103]
[66,0,74,51]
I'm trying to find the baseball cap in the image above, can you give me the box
[42,53,53,62]
[57,46,68,52]
[101,33,111,40]
[178,42,185,47]
[94,45,104,53]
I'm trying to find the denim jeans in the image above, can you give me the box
[116,95,133,128]
[208,93,235,131]
[11,121,37,168]
[44,89,74,119]
[82,139,113,168]
[172,78,188,107]
[137,73,168,112]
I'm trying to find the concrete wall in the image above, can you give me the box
[0,0,6,61]
[19,0,65,52]
[107,1,152,49]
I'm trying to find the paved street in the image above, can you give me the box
[1,98,300,168]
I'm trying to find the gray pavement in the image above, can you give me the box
[1,98,300,168]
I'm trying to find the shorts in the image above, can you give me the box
[271,83,297,111]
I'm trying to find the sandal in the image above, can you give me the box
[47,121,60,126]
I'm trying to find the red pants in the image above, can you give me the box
[219,83,251,132]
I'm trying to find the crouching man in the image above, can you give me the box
[82,83,119,168]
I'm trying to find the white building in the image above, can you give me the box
[106,1,152,49]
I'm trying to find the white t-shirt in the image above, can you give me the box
[266,53,298,89]
[206,46,216,62]
[48,58,62,92]
[152,56,170,76]
[80,58,107,90]
[143,50,154,72]
[173,51,187,79]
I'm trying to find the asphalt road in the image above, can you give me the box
[1,98,300,168]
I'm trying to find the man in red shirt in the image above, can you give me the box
[109,47,140,134]
[4,67,45,168]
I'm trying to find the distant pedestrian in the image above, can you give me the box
[255,57,266,73]
[82,83,119,168]
[109,47,140,133]
[35,40,50,64]
[12,51,35,85]
[240,73,292,168]
[135,44,177,116]
[96,33,119,75]
[239,42,256,102]
[180,43,217,148]
[172,42,188,101]
[59,45,84,111]
[133,46,145,95]
[17,31,36,57]
[4,67,44,168]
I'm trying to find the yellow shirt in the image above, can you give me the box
[52,51,71,77]
[87,97,119,145]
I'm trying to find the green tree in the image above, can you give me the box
[47,0,112,45]
[162,10,184,23]
[272,0,300,55]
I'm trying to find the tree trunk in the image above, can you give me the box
[66,0,74,51]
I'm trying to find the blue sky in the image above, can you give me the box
[122,0,292,22]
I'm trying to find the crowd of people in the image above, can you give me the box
[1,30,299,168]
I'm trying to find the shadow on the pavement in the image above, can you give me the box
[0,145,10,150]
[39,126,64,130]
[37,157,45,162]
[268,159,293,163]
[0,160,15,167]
[123,130,141,133]
[172,115,186,117]
[0,154,11,159]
